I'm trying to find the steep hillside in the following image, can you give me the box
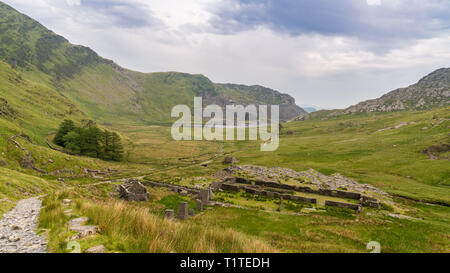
[0,1,305,124]
[0,61,87,143]
[344,68,450,114]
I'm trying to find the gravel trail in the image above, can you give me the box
[0,197,47,253]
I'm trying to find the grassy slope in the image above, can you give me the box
[0,61,87,143]
[0,2,303,126]
[0,60,120,216]
[129,107,450,205]
[228,107,450,203]
[0,167,62,217]
[38,182,450,253]
[0,1,448,253]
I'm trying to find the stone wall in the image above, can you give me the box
[360,196,380,208]
[325,200,360,211]
[241,177,364,200]
[142,181,201,195]
[118,181,150,202]
[221,183,317,204]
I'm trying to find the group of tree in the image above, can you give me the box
[54,120,124,161]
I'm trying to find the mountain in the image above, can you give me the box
[299,104,320,113]
[0,2,306,124]
[344,68,450,114]
[0,60,88,144]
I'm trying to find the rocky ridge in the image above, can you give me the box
[342,68,450,114]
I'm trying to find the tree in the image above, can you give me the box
[54,119,75,146]
[110,132,124,161]
[53,120,123,161]
[62,131,81,155]
[99,130,113,160]
[79,127,101,158]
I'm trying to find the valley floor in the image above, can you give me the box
[0,106,449,253]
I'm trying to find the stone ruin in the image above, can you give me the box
[196,199,203,211]
[118,180,150,202]
[212,165,396,212]
[178,202,189,220]
[217,165,390,198]
[218,176,381,211]
[197,188,214,206]
[165,209,175,220]
[222,156,239,165]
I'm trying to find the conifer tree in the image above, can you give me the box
[62,131,81,155]
[53,120,123,161]
[54,119,75,146]
[111,132,124,161]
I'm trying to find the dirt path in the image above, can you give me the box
[0,197,47,253]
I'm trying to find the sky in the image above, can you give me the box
[3,0,450,109]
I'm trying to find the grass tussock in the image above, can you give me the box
[77,200,276,253]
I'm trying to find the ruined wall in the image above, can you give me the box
[221,183,317,204]
[325,200,360,211]
[222,177,381,209]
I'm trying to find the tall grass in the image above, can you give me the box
[77,200,276,253]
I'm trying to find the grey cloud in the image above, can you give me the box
[73,0,160,28]
[208,0,450,49]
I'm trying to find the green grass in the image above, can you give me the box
[222,107,450,204]
[0,1,449,253]
[39,190,277,253]
[0,167,62,217]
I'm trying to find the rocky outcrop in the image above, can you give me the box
[118,180,150,202]
[422,143,450,160]
[0,98,16,118]
[20,152,35,169]
[340,68,450,115]
[210,84,307,122]
[222,157,239,165]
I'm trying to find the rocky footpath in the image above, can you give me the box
[0,197,47,253]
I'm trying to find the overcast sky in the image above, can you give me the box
[4,0,450,109]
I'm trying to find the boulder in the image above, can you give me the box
[222,157,239,165]
[68,217,88,227]
[62,199,72,207]
[0,159,8,167]
[20,152,35,169]
[118,180,150,202]
[86,245,106,254]
[70,226,99,240]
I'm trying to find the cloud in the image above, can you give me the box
[66,0,81,6]
[366,0,381,6]
[2,0,450,109]
[78,0,159,28]
[208,0,450,47]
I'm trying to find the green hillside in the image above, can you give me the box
[0,1,449,254]
[0,1,305,125]
[0,61,87,143]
